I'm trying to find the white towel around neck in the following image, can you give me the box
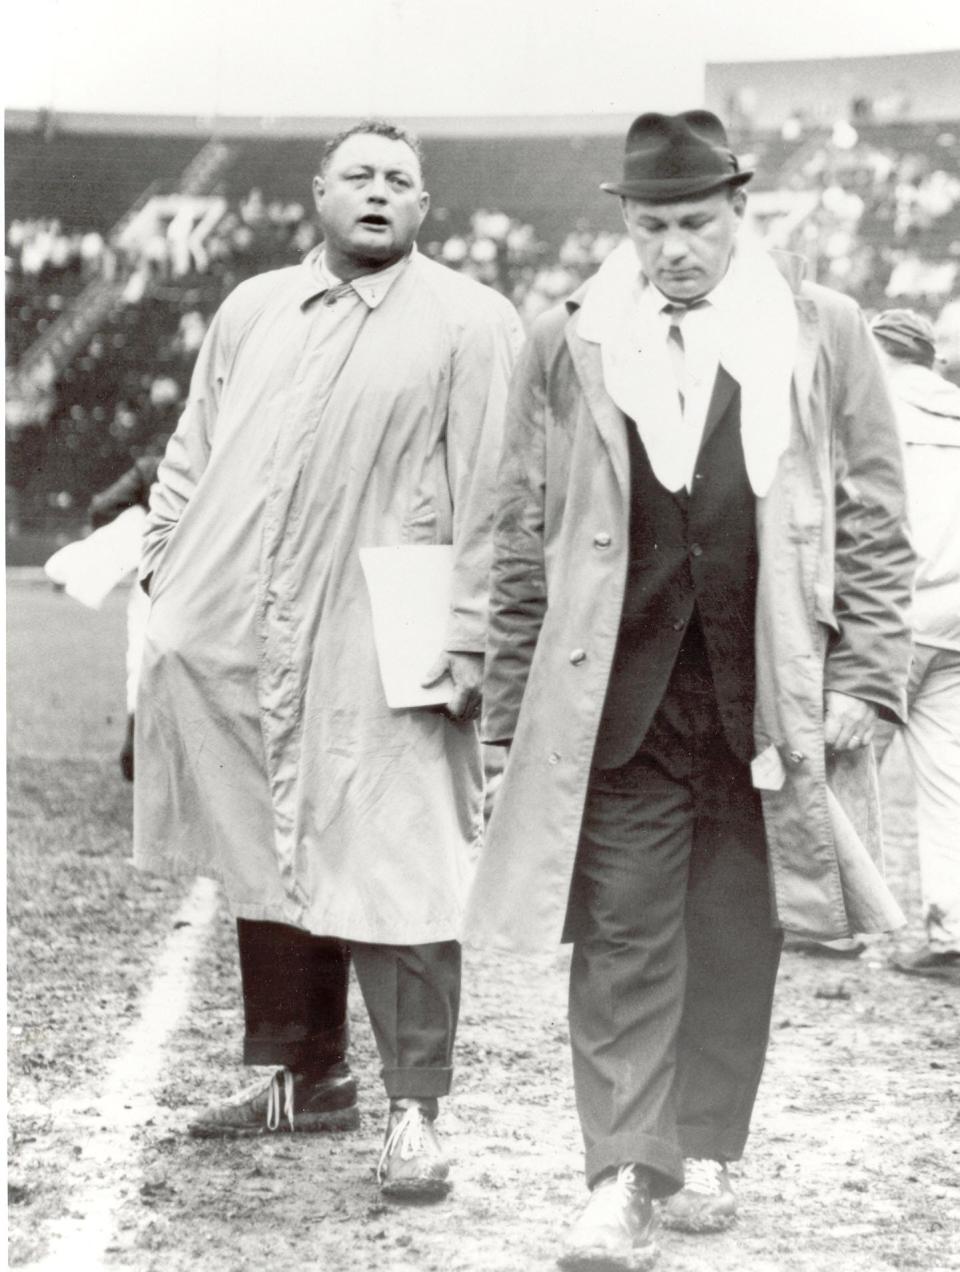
[576,233,799,496]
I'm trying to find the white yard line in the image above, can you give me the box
[28,876,221,1272]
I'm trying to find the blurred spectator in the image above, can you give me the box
[870,309,960,979]
[934,298,960,384]
[88,452,163,781]
[7,116,960,537]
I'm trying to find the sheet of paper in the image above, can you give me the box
[750,743,786,791]
[360,544,455,709]
[43,505,147,609]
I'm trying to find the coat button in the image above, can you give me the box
[569,649,587,665]
[690,543,703,557]
[788,750,807,765]
[593,532,612,549]
[671,619,685,631]
[548,752,560,766]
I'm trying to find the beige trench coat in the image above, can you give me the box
[467,263,914,951]
[134,250,521,944]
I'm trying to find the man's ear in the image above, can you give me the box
[312,174,325,211]
[731,188,747,219]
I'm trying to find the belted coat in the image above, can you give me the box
[466,263,914,950]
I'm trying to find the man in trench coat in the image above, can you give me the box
[134,120,521,1198]
[466,111,913,1269]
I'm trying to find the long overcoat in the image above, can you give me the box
[466,263,914,950]
[134,250,521,944]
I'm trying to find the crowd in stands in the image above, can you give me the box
[778,123,960,314]
[5,220,114,366]
[6,119,960,539]
[5,200,622,531]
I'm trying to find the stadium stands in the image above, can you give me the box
[6,112,960,561]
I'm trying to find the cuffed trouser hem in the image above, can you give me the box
[678,1128,741,1164]
[381,1064,453,1099]
[585,1133,684,1198]
[242,1023,348,1070]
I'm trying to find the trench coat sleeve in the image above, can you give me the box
[444,300,524,653]
[139,305,231,590]
[480,322,551,744]
[823,305,913,722]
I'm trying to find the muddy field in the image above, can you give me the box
[7,575,960,1271]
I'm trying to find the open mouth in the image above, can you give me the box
[357,215,390,230]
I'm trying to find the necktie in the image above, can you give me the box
[663,301,704,409]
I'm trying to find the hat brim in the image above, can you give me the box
[871,326,936,355]
[600,169,754,201]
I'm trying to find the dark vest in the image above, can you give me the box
[593,369,758,770]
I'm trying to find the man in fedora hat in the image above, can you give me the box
[467,110,913,1269]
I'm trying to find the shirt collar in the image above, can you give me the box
[297,244,413,310]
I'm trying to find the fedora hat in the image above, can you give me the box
[601,109,753,202]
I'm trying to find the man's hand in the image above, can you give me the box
[823,691,879,751]
[421,651,484,723]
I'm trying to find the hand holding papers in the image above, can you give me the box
[360,545,455,709]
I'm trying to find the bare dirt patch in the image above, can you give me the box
[7,577,960,1270]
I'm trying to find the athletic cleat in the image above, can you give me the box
[377,1100,450,1200]
[558,1165,659,1271]
[188,1062,359,1137]
[661,1158,736,1233]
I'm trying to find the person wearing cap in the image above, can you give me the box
[869,308,960,980]
[467,110,913,1269]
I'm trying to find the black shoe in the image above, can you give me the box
[188,1062,359,1137]
[558,1165,658,1271]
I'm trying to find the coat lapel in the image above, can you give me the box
[564,315,630,493]
[768,250,819,450]
[792,297,819,448]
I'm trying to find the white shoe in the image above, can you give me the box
[661,1158,736,1232]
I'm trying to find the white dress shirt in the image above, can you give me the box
[638,270,739,491]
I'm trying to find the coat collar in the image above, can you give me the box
[295,245,414,311]
[564,308,630,492]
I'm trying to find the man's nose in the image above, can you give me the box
[366,175,389,202]
[661,232,688,260]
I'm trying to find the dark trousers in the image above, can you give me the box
[566,624,782,1195]
[237,919,461,1099]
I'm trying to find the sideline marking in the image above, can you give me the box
[27,876,220,1271]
